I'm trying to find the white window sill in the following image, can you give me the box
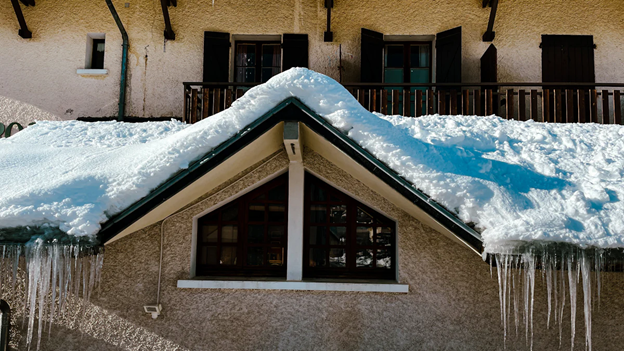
[177,279,409,293]
[77,69,108,75]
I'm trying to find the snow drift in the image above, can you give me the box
[0,68,623,253]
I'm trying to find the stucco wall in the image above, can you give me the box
[1,0,623,123]
[7,147,624,350]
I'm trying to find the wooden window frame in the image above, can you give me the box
[383,41,433,84]
[234,40,281,83]
[196,174,288,278]
[303,173,396,280]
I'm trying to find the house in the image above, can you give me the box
[0,68,623,350]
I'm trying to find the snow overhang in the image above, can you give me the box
[97,98,483,253]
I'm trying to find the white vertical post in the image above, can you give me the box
[286,161,304,281]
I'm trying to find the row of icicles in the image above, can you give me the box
[490,247,607,351]
[0,240,104,351]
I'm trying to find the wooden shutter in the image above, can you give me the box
[203,31,230,82]
[542,35,595,83]
[282,34,309,70]
[360,28,383,83]
[436,27,462,83]
[481,44,497,83]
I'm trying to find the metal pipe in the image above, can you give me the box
[105,0,128,122]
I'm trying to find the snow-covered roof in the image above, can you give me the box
[1,68,623,253]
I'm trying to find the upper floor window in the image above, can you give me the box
[304,174,396,280]
[85,33,106,70]
[196,174,288,277]
[384,42,431,85]
[235,41,281,83]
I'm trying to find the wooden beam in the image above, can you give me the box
[20,0,34,6]
[160,0,175,40]
[324,0,333,42]
[10,0,32,39]
[482,0,498,42]
[482,0,490,8]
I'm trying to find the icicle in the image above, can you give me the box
[0,241,104,349]
[546,256,553,329]
[568,255,577,351]
[581,252,592,351]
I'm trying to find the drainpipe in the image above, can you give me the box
[105,0,128,122]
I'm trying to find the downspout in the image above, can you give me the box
[105,0,128,122]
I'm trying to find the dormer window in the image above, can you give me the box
[195,172,396,281]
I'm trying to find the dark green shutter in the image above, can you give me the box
[436,27,462,83]
[360,28,383,83]
[481,44,497,83]
[282,34,308,70]
[203,31,230,82]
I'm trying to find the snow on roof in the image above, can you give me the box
[1,68,623,252]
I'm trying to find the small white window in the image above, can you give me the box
[78,33,107,75]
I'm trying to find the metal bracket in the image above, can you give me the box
[10,0,32,39]
[324,0,333,42]
[160,0,175,40]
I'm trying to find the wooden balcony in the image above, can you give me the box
[183,82,624,125]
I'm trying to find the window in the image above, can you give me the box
[196,174,288,277]
[234,41,281,83]
[304,174,396,280]
[84,33,106,71]
[384,42,432,115]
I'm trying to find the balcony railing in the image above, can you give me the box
[183,82,624,125]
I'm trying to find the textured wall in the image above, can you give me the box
[7,147,624,350]
[1,0,623,122]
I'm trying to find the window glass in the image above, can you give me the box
[196,174,288,277]
[384,42,432,116]
[235,41,281,83]
[304,174,396,280]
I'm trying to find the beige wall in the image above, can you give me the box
[5,147,624,350]
[1,0,623,123]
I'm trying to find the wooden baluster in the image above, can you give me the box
[190,89,198,124]
[462,90,470,115]
[565,89,574,123]
[213,88,221,114]
[369,89,377,112]
[506,89,514,120]
[589,89,598,123]
[602,90,610,124]
[518,89,526,121]
[392,90,400,115]
[381,90,388,114]
[473,89,481,116]
[426,89,434,115]
[450,90,457,115]
[415,90,423,117]
[554,89,563,123]
[530,90,538,121]
[236,89,244,100]
[403,90,411,117]
[438,90,446,115]
[225,89,233,109]
[361,89,368,107]
[542,89,551,122]
[485,89,493,115]
[202,88,210,119]
[577,89,586,123]
[614,90,622,125]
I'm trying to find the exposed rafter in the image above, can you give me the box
[160,0,175,40]
[10,0,32,39]
[482,0,498,42]
[324,0,333,42]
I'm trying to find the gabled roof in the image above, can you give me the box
[97,98,484,253]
